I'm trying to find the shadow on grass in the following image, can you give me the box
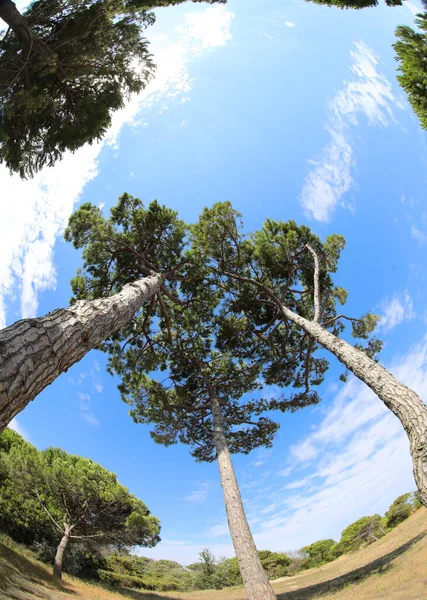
[99,584,184,600]
[277,531,427,600]
[0,540,76,597]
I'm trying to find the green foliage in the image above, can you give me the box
[300,539,336,566]
[257,549,292,578]
[191,202,382,397]
[0,0,155,177]
[305,0,402,8]
[394,2,427,130]
[339,515,386,552]
[385,492,419,528]
[0,428,160,574]
[101,553,196,591]
[0,0,225,177]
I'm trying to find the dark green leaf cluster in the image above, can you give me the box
[305,0,402,9]
[0,0,156,177]
[394,2,427,130]
[191,202,382,392]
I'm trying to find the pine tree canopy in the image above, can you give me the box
[393,1,427,130]
[0,0,225,177]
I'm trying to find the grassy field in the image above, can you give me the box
[0,508,426,600]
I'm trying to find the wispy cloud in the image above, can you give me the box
[300,42,404,222]
[185,489,209,504]
[379,291,415,332]
[411,225,427,247]
[8,418,30,441]
[0,5,235,329]
[284,21,296,27]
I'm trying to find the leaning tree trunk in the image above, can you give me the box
[205,377,276,600]
[0,273,163,433]
[53,526,71,580]
[278,301,427,508]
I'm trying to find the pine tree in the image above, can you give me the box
[192,202,427,509]
[0,0,225,177]
[394,1,427,130]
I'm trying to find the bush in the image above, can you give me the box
[98,569,150,589]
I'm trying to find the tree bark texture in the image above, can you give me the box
[0,273,163,433]
[53,527,70,580]
[207,381,276,600]
[278,301,427,508]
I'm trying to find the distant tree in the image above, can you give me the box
[301,539,336,566]
[393,2,427,130]
[0,195,186,433]
[257,550,292,578]
[199,548,216,576]
[0,0,225,177]
[385,492,419,528]
[339,515,385,552]
[191,202,427,508]
[3,434,160,580]
[305,0,403,9]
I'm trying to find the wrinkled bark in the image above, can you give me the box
[205,375,276,600]
[277,301,427,508]
[0,273,163,432]
[53,526,71,580]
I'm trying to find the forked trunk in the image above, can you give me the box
[0,273,163,432]
[278,302,427,508]
[53,527,71,580]
[206,379,276,600]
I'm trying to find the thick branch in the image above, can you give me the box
[305,244,320,323]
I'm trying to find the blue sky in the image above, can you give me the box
[1,0,427,564]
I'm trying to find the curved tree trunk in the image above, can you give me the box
[278,301,427,508]
[0,273,163,433]
[0,0,55,58]
[53,527,71,580]
[205,376,276,600]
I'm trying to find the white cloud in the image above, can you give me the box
[251,337,427,552]
[284,21,296,27]
[379,291,415,332]
[8,418,30,441]
[301,42,404,222]
[411,225,427,247]
[0,5,235,329]
[185,489,209,504]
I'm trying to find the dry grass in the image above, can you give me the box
[0,508,426,600]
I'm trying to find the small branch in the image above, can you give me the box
[305,244,320,323]
[157,292,173,342]
[321,314,361,327]
[35,489,64,534]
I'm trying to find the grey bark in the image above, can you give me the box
[277,300,427,508]
[204,375,276,600]
[53,526,71,580]
[0,273,163,432]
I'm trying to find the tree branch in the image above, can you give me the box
[305,244,320,323]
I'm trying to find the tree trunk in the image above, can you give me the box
[0,0,54,58]
[278,301,427,508]
[53,527,71,580]
[205,377,276,600]
[0,273,163,432]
